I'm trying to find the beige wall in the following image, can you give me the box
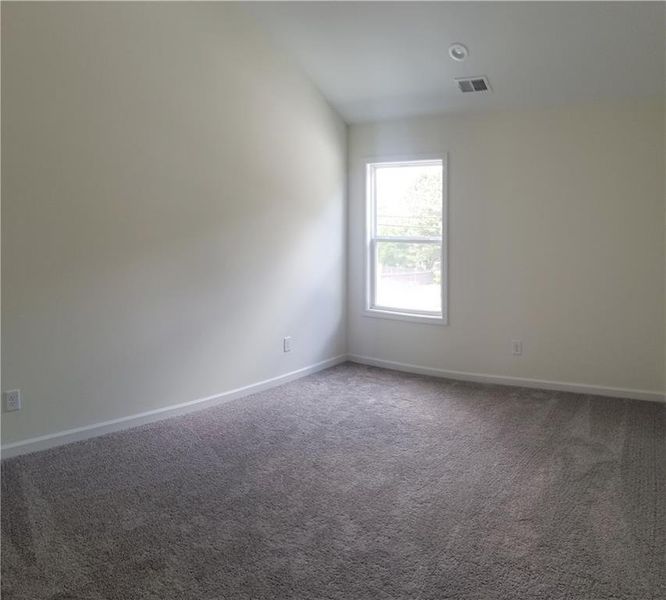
[2,4,664,449]
[348,103,665,394]
[1,3,347,445]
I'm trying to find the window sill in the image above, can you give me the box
[363,308,447,325]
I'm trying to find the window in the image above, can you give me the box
[365,157,446,323]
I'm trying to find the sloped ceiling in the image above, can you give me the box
[244,1,665,123]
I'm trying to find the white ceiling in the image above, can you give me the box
[243,1,665,123]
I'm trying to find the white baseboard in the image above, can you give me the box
[3,352,663,459]
[1,354,347,459]
[347,354,665,404]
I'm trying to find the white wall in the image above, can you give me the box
[348,103,665,395]
[1,3,347,446]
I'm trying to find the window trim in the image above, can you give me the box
[364,154,448,325]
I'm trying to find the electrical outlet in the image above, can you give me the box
[512,340,523,356]
[283,336,292,353]
[3,389,21,412]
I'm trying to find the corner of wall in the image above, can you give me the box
[344,120,352,357]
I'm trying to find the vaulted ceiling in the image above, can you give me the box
[244,2,665,123]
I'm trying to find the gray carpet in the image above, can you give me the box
[2,363,665,600]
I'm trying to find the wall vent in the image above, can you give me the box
[455,76,491,93]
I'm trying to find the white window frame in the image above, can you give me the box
[364,155,448,325]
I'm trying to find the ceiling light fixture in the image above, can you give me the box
[448,43,468,62]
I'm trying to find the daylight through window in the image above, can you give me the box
[366,159,446,322]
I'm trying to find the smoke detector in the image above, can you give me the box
[455,76,491,93]
[448,43,468,61]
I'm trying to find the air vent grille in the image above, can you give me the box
[455,76,491,93]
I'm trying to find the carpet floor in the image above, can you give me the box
[2,363,665,600]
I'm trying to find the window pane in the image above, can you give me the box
[375,241,442,313]
[375,163,442,238]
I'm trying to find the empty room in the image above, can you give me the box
[1,2,665,599]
